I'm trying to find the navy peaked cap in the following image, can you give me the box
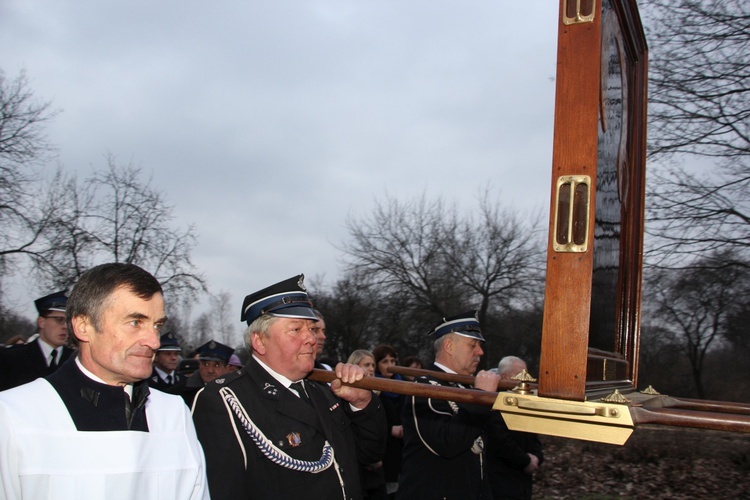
[240,274,317,325]
[428,310,485,341]
[158,332,182,351]
[197,340,234,363]
[35,291,68,315]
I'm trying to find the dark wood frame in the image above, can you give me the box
[538,0,648,401]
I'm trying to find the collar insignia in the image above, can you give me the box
[263,382,279,397]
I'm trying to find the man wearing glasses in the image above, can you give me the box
[0,291,75,391]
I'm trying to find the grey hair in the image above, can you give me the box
[244,314,279,351]
[497,356,526,376]
[433,334,451,354]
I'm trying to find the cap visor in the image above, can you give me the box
[453,331,486,342]
[269,306,318,321]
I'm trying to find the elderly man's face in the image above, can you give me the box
[448,335,484,376]
[73,286,165,386]
[252,317,316,381]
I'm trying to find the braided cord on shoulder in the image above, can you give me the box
[219,387,334,473]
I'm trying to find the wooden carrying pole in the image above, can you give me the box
[308,369,497,407]
[307,369,750,438]
[386,365,523,392]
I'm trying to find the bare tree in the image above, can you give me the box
[191,313,212,351]
[341,191,545,339]
[310,272,429,363]
[322,188,546,364]
[643,251,750,398]
[29,155,206,302]
[647,164,749,268]
[0,69,57,166]
[441,191,546,322]
[643,0,750,267]
[343,194,458,317]
[0,69,59,269]
[209,290,238,348]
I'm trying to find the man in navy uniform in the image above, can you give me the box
[192,274,386,499]
[149,332,185,391]
[487,356,544,500]
[0,263,207,498]
[397,311,501,500]
[170,339,233,407]
[0,291,75,391]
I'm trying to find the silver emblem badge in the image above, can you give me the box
[286,432,302,447]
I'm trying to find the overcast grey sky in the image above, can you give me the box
[1,1,559,323]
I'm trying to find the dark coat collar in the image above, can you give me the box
[46,358,151,432]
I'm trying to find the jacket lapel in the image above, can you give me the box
[247,359,323,430]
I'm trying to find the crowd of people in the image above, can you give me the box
[0,265,543,500]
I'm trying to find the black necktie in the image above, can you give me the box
[49,349,58,369]
[124,392,137,429]
[290,381,311,405]
[166,374,173,385]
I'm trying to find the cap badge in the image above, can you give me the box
[297,275,306,291]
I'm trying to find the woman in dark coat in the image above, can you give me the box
[372,344,405,499]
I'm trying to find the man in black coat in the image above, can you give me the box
[192,274,386,499]
[487,356,544,500]
[0,291,75,391]
[397,311,501,500]
[169,339,233,407]
[148,332,185,391]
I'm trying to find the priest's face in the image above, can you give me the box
[74,286,165,386]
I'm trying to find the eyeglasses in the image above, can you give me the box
[44,316,67,326]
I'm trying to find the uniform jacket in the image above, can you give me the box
[0,359,208,499]
[148,367,185,392]
[0,338,74,391]
[168,370,204,407]
[487,412,544,500]
[191,356,387,500]
[397,363,494,500]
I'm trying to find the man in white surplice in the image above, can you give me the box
[0,263,208,500]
